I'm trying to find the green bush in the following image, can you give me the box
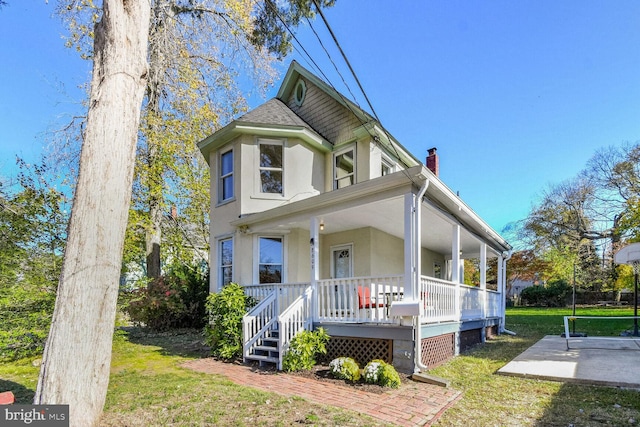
[520,279,570,307]
[363,359,401,388]
[124,263,209,331]
[282,328,330,372]
[204,283,256,360]
[328,357,361,381]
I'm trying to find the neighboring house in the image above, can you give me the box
[198,61,512,373]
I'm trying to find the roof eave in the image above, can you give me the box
[198,122,331,163]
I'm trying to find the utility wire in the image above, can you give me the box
[310,0,419,184]
[262,0,420,185]
[311,0,380,123]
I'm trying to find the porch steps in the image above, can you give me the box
[245,329,280,368]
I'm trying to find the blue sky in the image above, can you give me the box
[2,1,639,237]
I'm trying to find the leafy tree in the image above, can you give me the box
[57,0,336,281]
[34,3,151,424]
[37,2,336,424]
[519,142,640,296]
[0,161,68,361]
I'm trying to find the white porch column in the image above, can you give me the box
[451,224,461,283]
[452,224,461,320]
[480,243,487,319]
[404,192,416,299]
[497,253,505,331]
[310,217,320,322]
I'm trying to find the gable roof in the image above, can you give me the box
[277,61,421,168]
[198,61,420,167]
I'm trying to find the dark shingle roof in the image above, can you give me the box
[237,98,311,128]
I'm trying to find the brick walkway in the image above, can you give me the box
[183,359,461,427]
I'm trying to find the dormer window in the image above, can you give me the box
[259,139,284,195]
[334,146,355,189]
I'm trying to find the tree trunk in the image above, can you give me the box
[34,1,150,426]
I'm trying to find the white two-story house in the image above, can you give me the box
[198,61,512,373]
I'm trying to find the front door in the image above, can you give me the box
[331,244,353,310]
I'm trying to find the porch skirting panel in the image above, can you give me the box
[460,329,482,352]
[324,337,393,366]
[421,333,455,369]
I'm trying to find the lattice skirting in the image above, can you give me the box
[421,333,455,368]
[460,328,483,352]
[324,337,392,366]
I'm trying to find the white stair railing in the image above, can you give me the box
[277,286,313,370]
[242,290,278,363]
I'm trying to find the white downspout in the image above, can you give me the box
[413,179,429,372]
[499,250,515,334]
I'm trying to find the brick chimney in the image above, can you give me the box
[426,147,439,176]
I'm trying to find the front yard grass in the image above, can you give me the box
[0,307,638,426]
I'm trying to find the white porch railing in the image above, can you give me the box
[278,286,313,369]
[243,291,278,363]
[420,276,457,322]
[316,275,404,324]
[487,290,501,317]
[244,282,309,308]
[460,284,483,320]
[242,276,503,329]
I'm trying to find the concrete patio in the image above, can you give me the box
[498,335,640,389]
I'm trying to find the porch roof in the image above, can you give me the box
[232,165,511,257]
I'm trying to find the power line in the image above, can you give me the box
[311,0,380,123]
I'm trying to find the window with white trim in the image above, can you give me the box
[258,140,283,194]
[219,149,234,202]
[381,158,394,176]
[219,238,233,286]
[334,147,355,189]
[258,236,283,283]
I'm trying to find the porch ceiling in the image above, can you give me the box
[250,195,497,259]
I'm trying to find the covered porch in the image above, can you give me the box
[238,166,510,370]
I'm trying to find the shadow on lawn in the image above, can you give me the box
[118,327,210,359]
[534,381,640,427]
[0,379,35,404]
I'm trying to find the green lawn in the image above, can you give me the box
[432,306,640,427]
[1,307,639,426]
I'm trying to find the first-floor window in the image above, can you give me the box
[259,236,283,283]
[220,238,233,286]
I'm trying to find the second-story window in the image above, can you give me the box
[219,149,233,202]
[259,140,283,194]
[334,147,355,189]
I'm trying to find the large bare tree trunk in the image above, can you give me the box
[34,1,150,426]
